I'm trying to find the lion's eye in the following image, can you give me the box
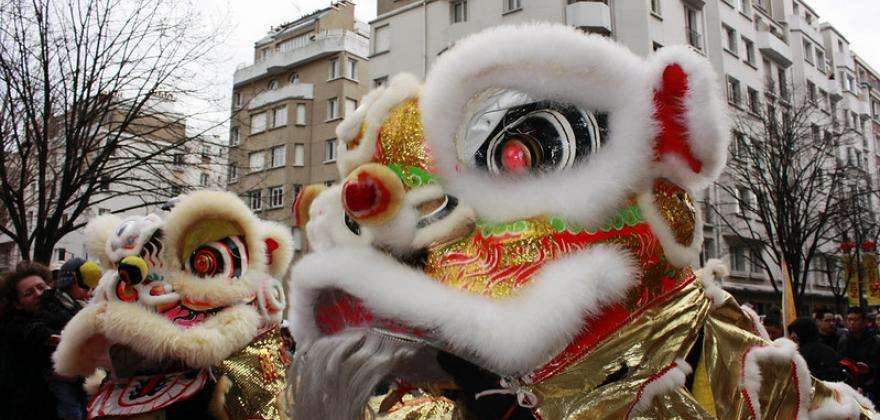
[459,90,607,175]
[185,236,248,278]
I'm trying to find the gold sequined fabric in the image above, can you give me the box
[652,178,696,245]
[215,327,290,420]
[376,99,432,171]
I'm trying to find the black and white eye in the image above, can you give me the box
[185,236,248,278]
[476,101,606,174]
[460,90,607,175]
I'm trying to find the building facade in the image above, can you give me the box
[227,1,369,254]
[368,0,880,313]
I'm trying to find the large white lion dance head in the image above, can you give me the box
[54,190,293,419]
[289,24,877,420]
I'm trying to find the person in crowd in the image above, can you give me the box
[56,257,100,305]
[838,306,880,404]
[763,312,784,340]
[0,261,87,420]
[788,317,846,382]
[816,307,843,349]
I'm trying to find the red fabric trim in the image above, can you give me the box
[264,238,279,265]
[653,64,703,173]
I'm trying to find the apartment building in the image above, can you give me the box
[0,95,226,272]
[227,1,370,253]
[369,0,880,311]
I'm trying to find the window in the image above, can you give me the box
[819,90,829,112]
[268,79,279,90]
[290,73,300,84]
[736,186,751,214]
[743,37,755,65]
[730,245,746,272]
[293,144,305,166]
[702,199,715,223]
[373,25,390,54]
[847,75,855,92]
[777,67,788,98]
[652,42,664,52]
[816,50,825,72]
[233,92,242,109]
[248,190,262,211]
[451,0,467,23]
[702,238,715,263]
[374,76,388,88]
[251,112,267,134]
[807,80,817,103]
[345,98,358,116]
[230,127,240,146]
[727,75,742,106]
[737,0,751,14]
[249,151,265,172]
[173,153,184,166]
[228,165,238,182]
[200,172,209,186]
[750,249,762,273]
[732,131,747,157]
[269,186,284,209]
[279,33,310,52]
[98,208,110,215]
[838,40,844,53]
[329,58,340,79]
[292,183,303,200]
[723,25,738,55]
[504,0,521,12]
[685,7,703,51]
[57,248,66,261]
[296,104,306,125]
[271,145,286,168]
[99,176,110,190]
[811,124,821,143]
[272,106,287,128]
[346,58,357,80]
[803,40,814,65]
[324,139,338,162]
[327,97,340,120]
[748,87,761,113]
[650,0,661,15]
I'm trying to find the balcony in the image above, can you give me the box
[756,30,792,67]
[787,14,821,45]
[827,76,843,100]
[233,30,369,87]
[248,83,314,111]
[565,1,612,34]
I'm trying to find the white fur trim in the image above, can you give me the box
[83,369,107,396]
[810,381,875,419]
[259,220,295,279]
[695,258,730,309]
[336,73,422,176]
[85,214,123,267]
[637,190,702,268]
[420,24,726,226]
[647,46,730,190]
[740,338,811,420]
[105,214,162,264]
[289,244,636,375]
[53,305,110,376]
[628,359,692,418]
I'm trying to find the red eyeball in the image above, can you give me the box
[342,163,404,225]
[500,139,532,173]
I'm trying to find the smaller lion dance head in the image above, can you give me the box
[54,190,294,419]
[288,23,730,419]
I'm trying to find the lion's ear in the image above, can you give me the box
[85,214,122,267]
[261,221,294,278]
[648,46,729,192]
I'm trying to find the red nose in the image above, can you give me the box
[343,172,388,219]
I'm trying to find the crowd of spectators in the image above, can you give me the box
[765,305,880,406]
[0,260,92,420]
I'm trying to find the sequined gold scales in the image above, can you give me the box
[214,327,291,419]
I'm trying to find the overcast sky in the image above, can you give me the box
[196,0,879,133]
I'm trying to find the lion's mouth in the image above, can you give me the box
[162,303,223,328]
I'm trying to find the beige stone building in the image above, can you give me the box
[227,1,370,252]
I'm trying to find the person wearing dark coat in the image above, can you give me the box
[816,308,843,350]
[788,317,846,382]
[0,261,85,420]
[838,306,880,405]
